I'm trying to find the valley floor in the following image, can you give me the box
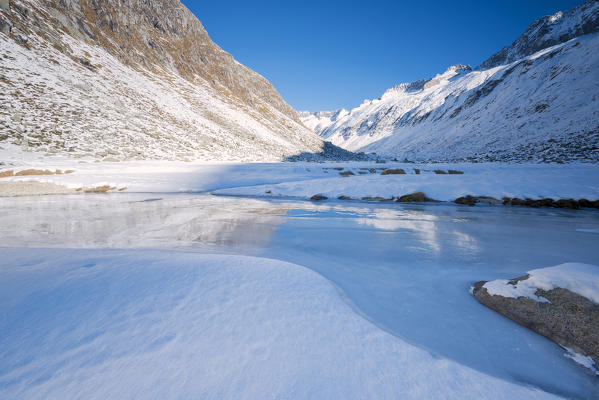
[0,145,598,202]
[1,155,599,399]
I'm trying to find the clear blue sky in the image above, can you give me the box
[182,0,582,111]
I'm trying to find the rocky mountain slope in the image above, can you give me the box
[0,0,324,161]
[301,1,599,163]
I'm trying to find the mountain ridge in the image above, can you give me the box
[301,1,599,163]
[0,0,325,161]
[479,0,599,70]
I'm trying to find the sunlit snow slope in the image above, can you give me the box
[0,0,323,161]
[301,1,599,162]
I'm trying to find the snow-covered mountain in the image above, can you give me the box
[302,1,599,163]
[298,109,349,134]
[0,0,324,161]
[479,0,599,69]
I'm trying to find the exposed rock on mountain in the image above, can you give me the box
[0,0,324,161]
[301,1,599,163]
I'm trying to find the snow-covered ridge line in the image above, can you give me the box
[479,0,599,69]
[300,1,599,163]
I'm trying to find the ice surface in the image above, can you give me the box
[564,347,598,375]
[0,249,563,399]
[1,194,599,398]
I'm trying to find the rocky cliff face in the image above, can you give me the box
[0,0,323,161]
[301,2,599,163]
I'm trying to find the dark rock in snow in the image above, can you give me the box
[397,192,437,203]
[454,196,501,206]
[555,199,580,209]
[310,194,328,201]
[454,196,478,206]
[472,279,599,367]
[380,168,406,175]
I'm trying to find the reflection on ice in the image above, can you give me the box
[356,208,443,254]
[354,207,479,256]
[0,193,289,251]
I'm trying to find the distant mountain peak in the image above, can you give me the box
[299,1,599,163]
[478,0,599,69]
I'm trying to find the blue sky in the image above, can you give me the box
[182,0,582,111]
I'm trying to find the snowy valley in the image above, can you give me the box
[1,0,599,399]
[300,1,599,162]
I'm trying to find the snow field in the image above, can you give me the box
[0,249,562,399]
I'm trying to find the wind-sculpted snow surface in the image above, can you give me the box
[0,0,323,161]
[301,3,599,163]
[0,249,563,399]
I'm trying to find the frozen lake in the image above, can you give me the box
[1,193,598,398]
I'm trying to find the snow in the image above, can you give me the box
[298,109,349,133]
[1,157,598,202]
[484,263,599,304]
[212,162,599,202]
[300,32,599,162]
[0,248,562,399]
[2,192,599,397]
[0,24,323,162]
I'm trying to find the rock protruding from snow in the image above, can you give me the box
[472,263,599,372]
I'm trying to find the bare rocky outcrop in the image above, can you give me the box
[472,279,599,367]
[454,196,502,206]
